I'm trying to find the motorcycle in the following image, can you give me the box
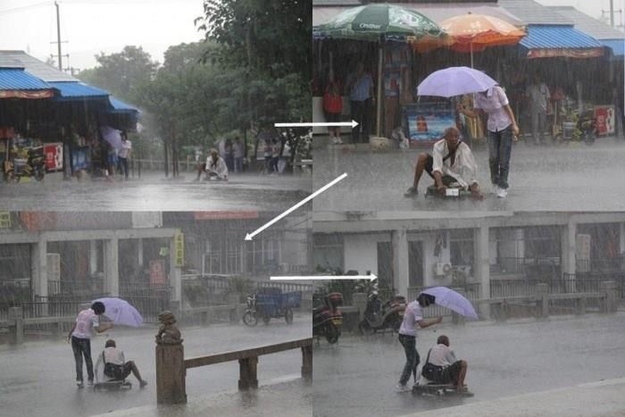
[313,292,343,344]
[578,109,597,146]
[3,146,46,182]
[358,293,406,335]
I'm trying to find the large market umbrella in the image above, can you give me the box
[93,297,144,327]
[420,286,478,319]
[440,13,526,68]
[417,66,498,98]
[316,3,446,136]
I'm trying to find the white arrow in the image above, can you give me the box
[244,172,348,241]
[270,274,378,281]
[274,120,359,128]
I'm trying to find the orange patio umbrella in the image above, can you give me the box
[440,13,526,68]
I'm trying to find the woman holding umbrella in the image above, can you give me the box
[457,85,519,198]
[395,293,443,392]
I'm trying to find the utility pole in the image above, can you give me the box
[610,0,614,27]
[55,1,62,71]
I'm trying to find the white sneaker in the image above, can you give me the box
[336,137,343,144]
[497,187,508,198]
[491,185,500,195]
[395,383,411,392]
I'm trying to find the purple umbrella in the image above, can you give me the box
[100,125,122,150]
[93,297,143,327]
[417,66,497,98]
[420,286,478,319]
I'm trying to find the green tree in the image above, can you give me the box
[197,0,312,130]
[78,46,158,104]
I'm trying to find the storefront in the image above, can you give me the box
[0,50,139,181]
[313,0,621,144]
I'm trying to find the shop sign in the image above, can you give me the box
[44,143,64,172]
[594,105,616,136]
[149,259,167,286]
[194,211,259,220]
[527,48,604,59]
[19,212,57,231]
[175,232,184,267]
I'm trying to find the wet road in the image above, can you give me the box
[0,172,311,212]
[0,313,311,417]
[312,139,625,212]
[313,312,625,417]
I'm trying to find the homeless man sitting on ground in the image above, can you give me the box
[404,126,482,199]
[420,334,470,393]
[95,339,148,388]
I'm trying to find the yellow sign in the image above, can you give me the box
[174,232,184,267]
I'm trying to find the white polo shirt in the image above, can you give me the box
[398,300,423,337]
[71,308,99,339]
[473,86,513,133]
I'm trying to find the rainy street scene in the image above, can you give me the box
[312,140,625,212]
[312,0,624,212]
[0,0,311,212]
[0,171,311,212]
[0,211,313,416]
[313,313,625,417]
[312,211,625,416]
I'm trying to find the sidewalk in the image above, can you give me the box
[93,377,312,417]
[401,377,625,417]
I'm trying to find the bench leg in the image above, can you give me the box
[301,344,312,380]
[238,357,258,390]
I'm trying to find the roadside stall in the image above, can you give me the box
[313,3,447,144]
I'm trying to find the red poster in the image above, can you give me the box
[594,105,616,136]
[44,143,64,171]
[149,260,166,286]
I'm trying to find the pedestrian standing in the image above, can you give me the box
[458,85,519,198]
[396,293,443,392]
[526,72,551,145]
[345,62,374,144]
[118,132,132,180]
[233,137,244,173]
[67,301,113,388]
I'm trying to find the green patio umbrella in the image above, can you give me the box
[316,4,446,137]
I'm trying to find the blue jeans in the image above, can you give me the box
[71,336,94,382]
[398,334,420,386]
[487,126,513,189]
[118,157,129,179]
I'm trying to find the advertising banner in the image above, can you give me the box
[403,101,455,142]
[594,105,616,136]
[44,142,64,172]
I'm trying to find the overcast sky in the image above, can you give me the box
[0,0,205,71]
[0,0,621,72]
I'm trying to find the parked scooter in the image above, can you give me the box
[313,292,343,344]
[578,109,596,146]
[358,293,406,335]
[3,146,45,182]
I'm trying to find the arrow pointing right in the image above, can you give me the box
[270,273,378,281]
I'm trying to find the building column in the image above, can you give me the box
[31,236,48,300]
[474,225,490,314]
[89,240,98,276]
[391,229,409,297]
[561,220,577,275]
[103,237,119,296]
[169,236,182,307]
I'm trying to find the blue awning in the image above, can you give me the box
[109,97,139,113]
[49,81,109,100]
[601,39,624,57]
[0,68,52,90]
[520,25,605,59]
